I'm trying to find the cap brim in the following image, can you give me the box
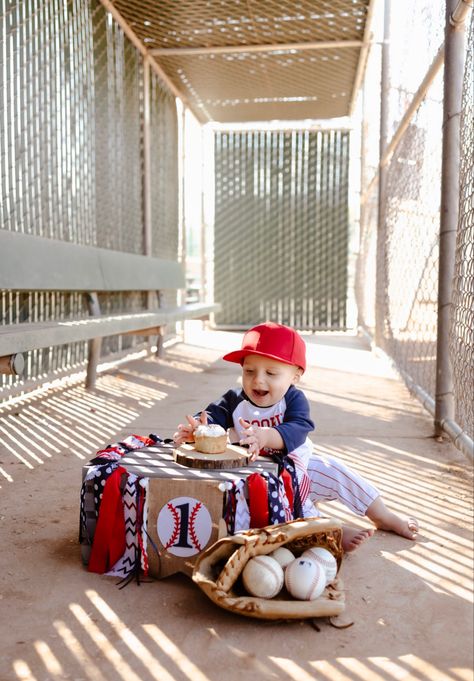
[222,349,299,367]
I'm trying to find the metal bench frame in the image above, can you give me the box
[0,231,220,387]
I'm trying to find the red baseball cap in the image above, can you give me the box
[222,322,306,372]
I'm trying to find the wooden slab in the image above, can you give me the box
[173,442,252,469]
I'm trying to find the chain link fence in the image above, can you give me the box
[357,1,473,446]
[213,129,350,330]
[1,1,472,452]
[451,9,474,441]
[0,0,179,395]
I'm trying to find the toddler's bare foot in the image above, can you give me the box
[373,512,419,540]
[366,497,418,540]
[342,527,374,553]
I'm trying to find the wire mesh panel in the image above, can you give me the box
[0,0,96,241]
[214,129,349,330]
[92,5,143,253]
[451,9,474,440]
[150,73,179,261]
[381,94,443,398]
[357,1,473,446]
[0,1,179,395]
[383,1,445,141]
[355,4,382,335]
[358,2,445,399]
[149,71,180,308]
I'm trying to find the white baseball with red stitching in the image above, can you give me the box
[270,546,295,569]
[285,557,327,600]
[301,547,338,582]
[242,555,284,598]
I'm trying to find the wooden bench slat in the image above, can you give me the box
[0,231,221,386]
[0,303,221,356]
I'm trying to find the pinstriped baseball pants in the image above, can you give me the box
[307,454,380,516]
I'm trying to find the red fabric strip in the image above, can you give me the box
[247,473,269,528]
[88,467,126,574]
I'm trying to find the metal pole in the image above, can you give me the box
[200,126,207,305]
[358,84,368,330]
[375,0,391,347]
[435,0,467,436]
[85,293,102,389]
[143,56,152,260]
[179,105,187,289]
[142,54,156,324]
[177,103,187,340]
[450,0,473,26]
[0,353,25,375]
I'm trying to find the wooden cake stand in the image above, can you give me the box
[173,442,252,469]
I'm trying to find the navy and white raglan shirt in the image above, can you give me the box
[199,384,315,468]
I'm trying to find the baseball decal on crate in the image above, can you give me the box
[157,496,212,557]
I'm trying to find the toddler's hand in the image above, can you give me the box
[238,418,261,461]
[173,411,208,445]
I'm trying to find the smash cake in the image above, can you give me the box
[193,424,228,454]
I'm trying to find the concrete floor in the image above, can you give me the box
[0,324,472,681]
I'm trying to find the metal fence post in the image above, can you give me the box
[435,0,468,436]
[177,103,187,340]
[200,126,207,305]
[143,55,152,262]
[375,0,391,347]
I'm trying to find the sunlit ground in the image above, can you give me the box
[1,323,472,681]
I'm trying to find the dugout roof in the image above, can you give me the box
[107,0,375,123]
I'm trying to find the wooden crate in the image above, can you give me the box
[82,444,278,578]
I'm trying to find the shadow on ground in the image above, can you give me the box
[0,327,472,681]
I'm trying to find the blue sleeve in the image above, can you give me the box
[274,386,314,453]
[194,388,243,430]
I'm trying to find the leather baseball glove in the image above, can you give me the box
[192,517,345,620]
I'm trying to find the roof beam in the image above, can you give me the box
[349,0,377,115]
[98,0,209,121]
[150,40,365,57]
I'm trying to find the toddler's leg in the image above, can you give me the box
[307,453,379,515]
[307,453,418,541]
[307,454,377,551]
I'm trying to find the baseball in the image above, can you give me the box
[301,546,338,583]
[285,557,327,600]
[242,555,284,599]
[269,546,295,570]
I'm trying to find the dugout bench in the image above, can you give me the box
[0,230,220,387]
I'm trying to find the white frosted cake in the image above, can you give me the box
[194,424,228,454]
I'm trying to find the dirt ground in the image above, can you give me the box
[0,325,472,681]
